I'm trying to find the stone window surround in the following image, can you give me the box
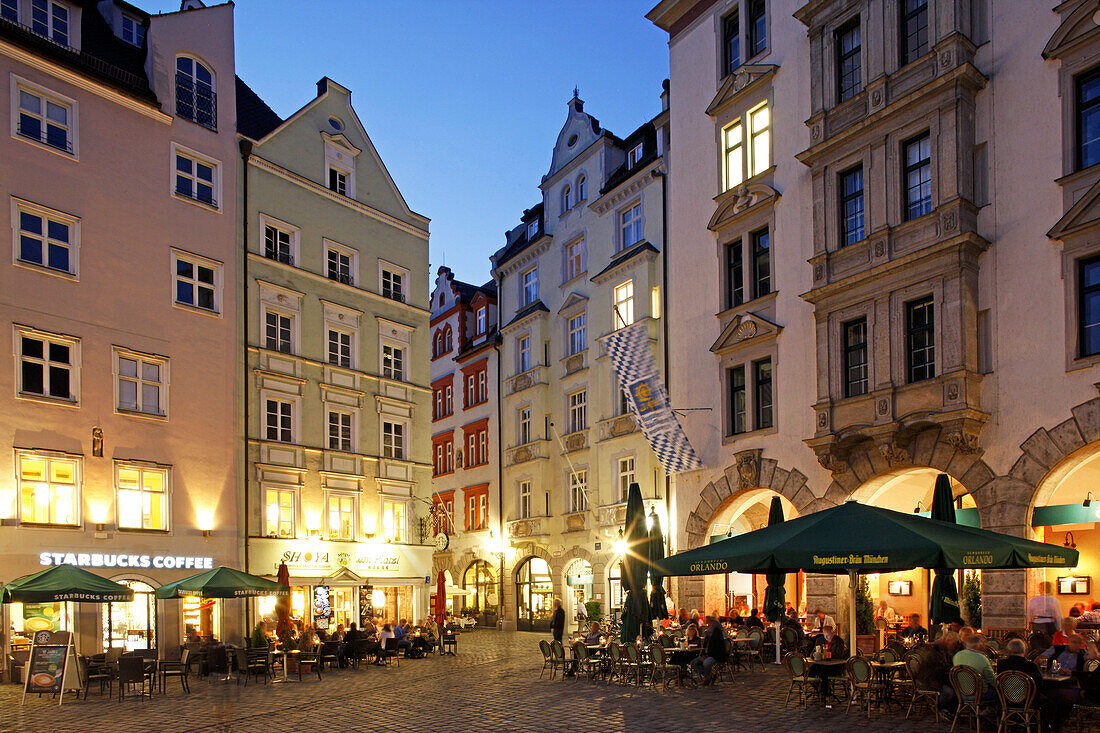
[709,0,773,86]
[713,90,774,198]
[825,298,876,403]
[714,200,775,313]
[718,338,778,444]
[1061,239,1100,372]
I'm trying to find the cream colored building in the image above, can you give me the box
[650,0,1100,631]
[238,77,434,630]
[490,92,672,631]
[0,0,241,656]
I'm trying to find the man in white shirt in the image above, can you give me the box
[1026,582,1062,637]
[875,600,896,623]
[812,608,836,634]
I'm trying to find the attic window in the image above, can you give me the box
[121,14,145,47]
[328,116,344,132]
[527,220,539,240]
[628,143,644,168]
[567,134,578,147]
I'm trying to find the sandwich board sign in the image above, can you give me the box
[22,630,79,705]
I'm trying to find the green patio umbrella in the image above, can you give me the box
[929,473,965,627]
[2,564,134,604]
[154,566,289,599]
[762,496,786,664]
[648,509,668,624]
[619,482,651,643]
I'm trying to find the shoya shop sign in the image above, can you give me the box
[251,538,430,578]
[40,552,214,570]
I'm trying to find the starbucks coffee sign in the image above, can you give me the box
[40,551,214,570]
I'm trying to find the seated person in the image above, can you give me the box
[683,623,702,649]
[337,622,361,668]
[900,613,929,642]
[953,635,997,701]
[1041,632,1089,675]
[999,638,1044,691]
[689,615,729,684]
[394,618,413,654]
[331,624,345,643]
[821,625,848,659]
[584,621,603,646]
[1053,616,1078,645]
[376,624,396,664]
[924,633,959,704]
[362,618,378,640]
[745,608,765,630]
[875,600,896,624]
[810,608,836,635]
[1042,635,1098,730]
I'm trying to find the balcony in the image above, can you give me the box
[508,439,550,466]
[598,502,627,528]
[596,414,637,442]
[505,364,548,395]
[560,430,588,453]
[563,511,587,533]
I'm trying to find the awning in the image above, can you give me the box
[1033,502,1100,527]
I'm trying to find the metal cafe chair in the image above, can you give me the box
[782,653,821,708]
[549,640,567,681]
[538,640,553,679]
[296,645,324,681]
[902,653,940,722]
[948,665,983,733]
[117,656,152,702]
[158,648,191,694]
[994,670,1040,733]
[845,656,875,718]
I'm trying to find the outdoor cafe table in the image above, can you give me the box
[807,658,847,707]
[869,660,907,708]
[271,649,300,683]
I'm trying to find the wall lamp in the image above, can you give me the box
[1064,532,1077,550]
[914,502,926,514]
[1084,493,1094,508]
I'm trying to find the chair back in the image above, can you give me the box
[985,637,1002,653]
[235,648,249,671]
[904,653,923,683]
[623,643,640,663]
[538,639,551,661]
[650,644,666,665]
[659,634,675,649]
[783,652,805,679]
[880,647,899,663]
[995,669,1036,711]
[608,643,622,663]
[550,640,565,662]
[875,617,887,631]
[105,647,124,665]
[949,665,983,704]
[781,626,798,650]
[847,655,872,684]
[748,628,763,649]
[573,642,588,661]
[1085,657,1100,674]
[180,648,191,667]
[118,656,145,684]
[887,640,906,658]
[1027,632,1051,652]
[382,637,396,653]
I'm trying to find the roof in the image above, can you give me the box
[235,76,283,140]
[492,203,545,270]
[590,241,660,282]
[502,300,550,330]
[600,122,660,195]
[455,326,500,361]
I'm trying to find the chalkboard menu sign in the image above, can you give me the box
[359,585,374,626]
[313,586,332,630]
[22,630,75,705]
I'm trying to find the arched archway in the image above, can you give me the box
[462,559,497,621]
[104,579,157,651]
[562,558,593,631]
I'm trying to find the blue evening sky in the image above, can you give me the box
[145,1,670,286]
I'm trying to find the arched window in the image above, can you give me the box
[463,560,497,616]
[433,327,453,358]
[176,56,216,129]
[576,174,587,202]
[515,556,553,631]
[103,580,156,651]
[561,184,573,212]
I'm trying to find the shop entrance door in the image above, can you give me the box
[103,580,156,651]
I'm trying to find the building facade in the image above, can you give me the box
[427,265,501,626]
[0,0,241,656]
[491,92,672,632]
[239,78,434,631]
[650,0,1100,630]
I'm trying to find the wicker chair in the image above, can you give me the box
[549,640,567,681]
[846,655,875,717]
[902,652,940,722]
[746,628,765,672]
[994,670,1040,733]
[658,634,676,649]
[605,643,622,685]
[783,653,821,707]
[948,665,984,733]
[572,642,597,682]
[621,642,643,685]
[538,640,553,679]
[780,625,800,654]
[711,637,735,684]
[880,647,900,663]
[648,644,682,688]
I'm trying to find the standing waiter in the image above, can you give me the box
[550,598,565,643]
[1026,581,1062,638]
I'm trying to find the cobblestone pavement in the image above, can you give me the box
[0,632,957,733]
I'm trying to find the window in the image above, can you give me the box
[15,203,75,274]
[527,220,539,240]
[839,166,865,246]
[328,410,353,451]
[521,267,538,305]
[174,148,217,207]
[327,493,356,540]
[518,335,531,372]
[723,10,741,76]
[175,56,215,129]
[567,312,586,355]
[749,102,770,176]
[465,431,477,466]
[382,344,404,380]
[726,240,744,308]
[18,453,78,526]
[328,167,348,195]
[1079,256,1100,357]
[903,133,932,220]
[619,387,631,416]
[444,385,453,415]
[121,14,145,47]
[264,311,292,354]
[836,20,862,103]
[748,0,766,57]
[519,407,531,445]
[613,280,634,329]
[751,228,771,298]
[1077,69,1100,171]
[479,430,488,465]
[478,370,487,402]
[382,421,405,459]
[263,224,294,265]
[381,267,405,302]
[620,203,643,250]
[723,120,744,190]
[264,487,296,538]
[729,365,746,435]
[475,306,487,334]
[2,0,17,22]
[906,296,935,382]
[116,350,165,416]
[381,498,406,542]
[116,465,168,531]
[569,470,588,513]
[899,0,929,66]
[31,0,68,45]
[617,456,635,503]
[434,327,453,357]
[265,399,293,443]
[753,358,773,429]
[843,318,868,397]
[519,480,532,519]
[327,329,352,368]
[565,239,586,281]
[561,184,573,212]
[576,174,587,201]
[18,329,75,401]
[16,84,73,153]
[568,390,587,433]
[327,247,353,284]
[628,143,644,167]
[173,250,219,313]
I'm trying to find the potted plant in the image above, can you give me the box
[854,575,878,655]
[961,572,982,628]
[585,600,602,624]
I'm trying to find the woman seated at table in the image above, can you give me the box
[1041,635,1099,731]
[1053,616,1078,645]
[683,623,702,649]
[689,615,728,685]
[745,608,765,630]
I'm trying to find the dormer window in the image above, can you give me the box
[121,14,145,47]
[329,167,348,195]
[476,306,487,335]
[628,143,644,168]
[31,0,69,47]
[176,56,216,130]
[527,220,539,240]
[324,140,358,198]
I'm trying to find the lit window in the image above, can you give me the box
[521,267,538,306]
[569,470,588,513]
[381,267,404,302]
[174,149,218,207]
[121,14,145,47]
[173,250,220,313]
[382,344,404,380]
[16,85,73,153]
[620,203,643,250]
[264,311,292,354]
[116,350,166,416]
[327,493,356,540]
[903,133,932,220]
[383,421,405,459]
[568,390,587,433]
[18,328,76,401]
[723,120,743,190]
[265,487,296,538]
[617,457,635,503]
[749,103,770,176]
[265,398,293,443]
[18,452,78,526]
[175,56,216,129]
[566,239,586,280]
[382,498,407,542]
[327,410,353,451]
[31,0,69,46]
[117,465,168,531]
[567,312,586,355]
[327,329,352,368]
[519,481,532,519]
[16,203,75,274]
[613,280,634,329]
[628,143,644,167]
[263,224,293,265]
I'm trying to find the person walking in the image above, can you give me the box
[550,598,565,643]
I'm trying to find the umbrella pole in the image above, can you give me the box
[848,569,858,653]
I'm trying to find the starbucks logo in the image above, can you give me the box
[35,631,52,644]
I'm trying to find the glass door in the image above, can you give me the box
[103,580,156,651]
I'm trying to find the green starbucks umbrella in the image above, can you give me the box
[619,482,651,643]
[929,473,965,626]
[154,566,289,599]
[2,564,134,604]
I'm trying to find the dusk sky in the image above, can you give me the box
[145,1,670,286]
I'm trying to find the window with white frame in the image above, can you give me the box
[749,102,771,177]
[115,349,166,416]
[617,456,635,503]
[264,486,296,538]
[518,407,531,445]
[263,221,295,265]
[475,306,487,335]
[577,174,587,201]
[519,480,532,519]
[613,280,635,329]
[569,470,588,513]
[326,492,356,540]
[121,13,145,47]
[526,220,539,240]
[116,464,168,531]
[15,201,76,275]
[479,493,488,529]
[479,430,488,464]
[173,147,218,207]
[265,398,293,443]
[327,410,353,452]
[565,239,585,281]
[2,0,18,22]
[628,142,644,167]
[518,334,531,372]
[567,312,586,355]
[31,0,69,46]
[381,498,407,542]
[620,203,643,250]
[264,310,293,354]
[466,431,477,466]
[521,267,538,306]
[561,184,573,212]
[382,344,404,380]
[381,265,405,302]
[327,328,353,368]
[568,389,587,433]
[328,166,349,196]
[15,81,74,153]
[172,250,220,313]
[18,451,78,526]
[327,244,354,285]
[175,56,215,129]
[723,119,744,190]
[382,420,405,459]
[17,327,76,401]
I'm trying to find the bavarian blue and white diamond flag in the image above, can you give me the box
[603,322,702,473]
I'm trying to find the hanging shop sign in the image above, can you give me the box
[248,538,431,580]
[39,551,214,570]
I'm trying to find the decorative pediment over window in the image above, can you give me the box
[557,291,589,315]
[710,312,782,354]
[708,183,780,232]
[1049,176,1100,239]
[706,64,779,117]
[1043,0,1100,60]
[321,131,363,157]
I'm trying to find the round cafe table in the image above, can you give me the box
[807,658,848,707]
